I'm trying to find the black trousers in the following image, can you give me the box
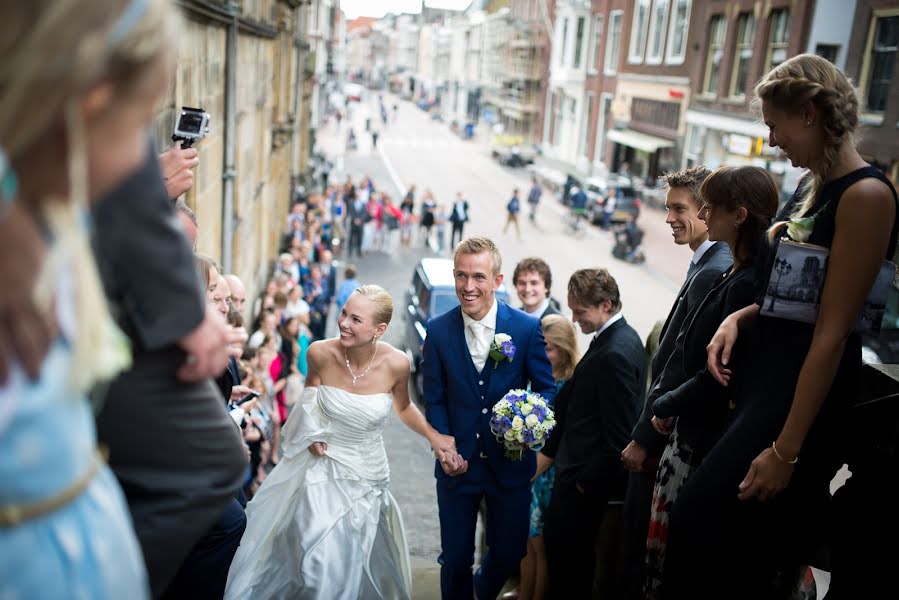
[450,222,465,248]
[622,470,655,600]
[544,479,607,599]
[348,225,363,257]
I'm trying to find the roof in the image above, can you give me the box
[347,16,377,33]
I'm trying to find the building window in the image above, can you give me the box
[815,43,840,64]
[665,0,691,64]
[628,0,651,64]
[729,13,756,98]
[588,15,604,73]
[646,0,670,65]
[687,124,703,155]
[559,18,569,66]
[582,93,595,159]
[574,16,586,68]
[605,11,623,75]
[764,9,791,72]
[862,14,899,113]
[702,16,727,95]
[596,94,614,162]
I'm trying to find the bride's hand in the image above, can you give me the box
[308,441,327,456]
[429,433,457,461]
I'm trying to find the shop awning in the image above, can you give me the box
[607,129,675,154]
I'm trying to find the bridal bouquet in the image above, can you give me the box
[489,389,556,460]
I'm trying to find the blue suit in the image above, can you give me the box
[423,301,556,600]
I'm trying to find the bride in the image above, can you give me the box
[225,284,459,599]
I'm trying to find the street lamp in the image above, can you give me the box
[768,257,792,312]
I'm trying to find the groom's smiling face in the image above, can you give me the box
[454,251,503,321]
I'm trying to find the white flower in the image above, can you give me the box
[525,414,539,428]
[494,333,512,344]
[511,416,524,431]
[515,430,525,443]
[786,216,815,243]
[520,403,533,415]
[504,429,518,441]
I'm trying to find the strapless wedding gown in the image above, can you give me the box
[224,385,412,599]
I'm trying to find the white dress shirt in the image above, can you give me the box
[691,239,715,268]
[593,312,623,343]
[461,299,498,372]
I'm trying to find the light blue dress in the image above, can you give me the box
[0,283,149,598]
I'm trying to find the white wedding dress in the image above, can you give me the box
[224,385,412,599]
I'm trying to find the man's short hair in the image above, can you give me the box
[174,198,198,226]
[513,257,552,298]
[568,268,622,314]
[454,236,502,276]
[345,264,357,279]
[661,166,712,206]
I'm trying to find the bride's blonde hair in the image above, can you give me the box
[0,0,179,392]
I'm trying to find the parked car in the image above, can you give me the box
[343,82,365,102]
[403,258,511,399]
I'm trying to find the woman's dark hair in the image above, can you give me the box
[699,166,778,266]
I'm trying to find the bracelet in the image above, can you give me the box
[772,441,798,465]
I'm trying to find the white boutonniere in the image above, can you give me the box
[488,333,516,368]
[786,216,816,243]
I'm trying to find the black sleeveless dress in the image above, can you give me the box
[661,167,899,600]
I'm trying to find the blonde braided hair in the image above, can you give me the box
[753,53,860,220]
[1,0,179,393]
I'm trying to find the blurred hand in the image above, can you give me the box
[621,440,648,472]
[158,142,199,199]
[738,447,795,502]
[531,451,554,481]
[308,441,328,456]
[0,202,55,383]
[229,384,255,403]
[227,326,248,359]
[177,308,230,382]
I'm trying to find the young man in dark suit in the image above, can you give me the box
[539,268,648,599]
[423,236,556,600]
[449,191,469,248]
[619,166,732,599]
[513,257,561,319]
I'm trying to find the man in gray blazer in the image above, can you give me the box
[620,167,732,599]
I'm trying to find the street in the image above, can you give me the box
[314,90,708,598]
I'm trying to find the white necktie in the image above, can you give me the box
[469,321,487,370]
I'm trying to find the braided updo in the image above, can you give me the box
[753,53,860,218]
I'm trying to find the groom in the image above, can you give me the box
[423,236,556,599]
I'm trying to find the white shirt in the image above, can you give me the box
[691,239,715,268]
[461,299,498,372]
[524,297,550,317]
[593,312,623,343]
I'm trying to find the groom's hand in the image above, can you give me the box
[308,441,328,456]
[439,452,468,476]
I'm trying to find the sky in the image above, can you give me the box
[340,0,472,19]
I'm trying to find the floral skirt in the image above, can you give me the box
[529,465,555,538]
[644,428,699,600]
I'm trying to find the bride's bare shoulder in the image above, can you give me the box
[307,339,339,363]
[381,343,410,374]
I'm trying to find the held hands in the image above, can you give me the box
[308,441,328,456]
[738,446,796,502]
[621,440,648,473]
[707,315,738,386]
[651,416,675,436]
[431,433,467,476]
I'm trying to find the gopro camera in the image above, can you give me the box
[172,106,210,148]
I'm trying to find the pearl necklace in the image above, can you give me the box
[344,341,378,387]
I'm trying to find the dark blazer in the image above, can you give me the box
[651,268,756,452]
[92,142,247,597]
[422,301,557,488]
[543,317,647,498]
[346,198,369,227]
[631,241,731,454]
[449,200,469,224]
[540,300,562,319]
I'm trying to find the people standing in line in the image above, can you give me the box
[619,166,730,600]
[400,185,416,247]
[513,257,561,320]
[422,237,556,600]
[514,315,580,600]
[346,189,367,258]
[450,191,470,248]
[642,166,777,599]
[420,189,437,248]
[503,188,522,239]
[527,177,543,224]
[382,194,403,252]
[666,53,899,600]
[434,203,449,255]
[538,268,647,599]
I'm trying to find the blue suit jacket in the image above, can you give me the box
[422,301,557,488]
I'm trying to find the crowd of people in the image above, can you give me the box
[1,1,896,598]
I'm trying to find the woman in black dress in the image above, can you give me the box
[642,166,778,599]
[662,54,899,599]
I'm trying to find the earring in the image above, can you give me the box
[734,223,740,230]
[372,335,378,345]
[805,121,811,127]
